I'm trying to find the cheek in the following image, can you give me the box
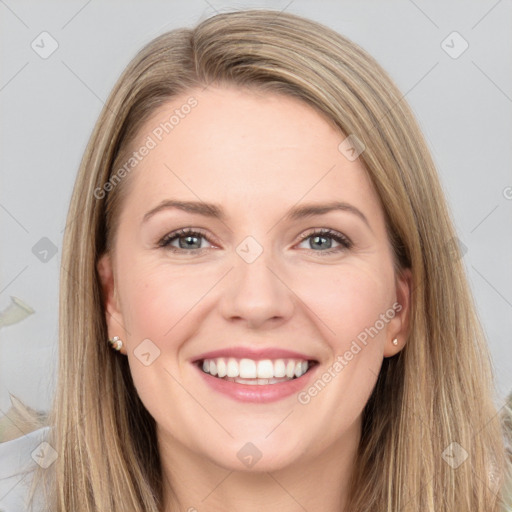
[291,262,394,351]
[118,261,211,341]
[118,262,211,416]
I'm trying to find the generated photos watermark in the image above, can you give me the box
[297,301,402,405]
[93,96,198,200]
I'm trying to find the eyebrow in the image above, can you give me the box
[142,199,371,231]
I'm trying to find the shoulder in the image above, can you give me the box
[0,426,52,512]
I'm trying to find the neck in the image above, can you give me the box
[159,417,361,512]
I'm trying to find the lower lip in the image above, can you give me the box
[194,363,318,403]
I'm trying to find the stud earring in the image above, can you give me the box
[392,338,398,346]
[108,336,123,351]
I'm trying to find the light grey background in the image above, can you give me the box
[1,0,511,415]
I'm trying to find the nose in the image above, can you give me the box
[218,248,295,329]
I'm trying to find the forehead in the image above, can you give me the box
[117,85,383,227]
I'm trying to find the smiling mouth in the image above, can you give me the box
[197,357,318,385]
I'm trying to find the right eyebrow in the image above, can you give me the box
[142,199,225,224]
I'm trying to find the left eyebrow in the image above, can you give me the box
[285,201,372,232]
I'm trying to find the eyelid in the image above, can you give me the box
[298,227,346,241]
[295,228,353,249]
[158,227,218,250]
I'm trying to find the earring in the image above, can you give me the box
[392,338,398,346]
[108,336,123,351]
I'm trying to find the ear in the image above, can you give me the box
[97,252,127,355]
[383,267,412,358]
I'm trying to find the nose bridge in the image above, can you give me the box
[237,247,275,291]
[219,237,294,327]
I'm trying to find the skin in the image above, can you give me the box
[97,85,411,512]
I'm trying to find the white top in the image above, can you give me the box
[0,426,52,512]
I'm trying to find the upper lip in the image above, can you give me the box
[192,347,318,363]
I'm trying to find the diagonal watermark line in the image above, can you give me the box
[470,398,509,445]
[163,367,234,438]
[367,366,379,379]
[471,265,512,309]
[261,0,297,50]
[265,410,294,438]
[275,0,296,17]
[61,60,119,117]
[266,164,337,235]
[0,472,31,503]
[0,405,33,441]
[0,265,28,295]
[61,0,93,29]
[371,61,439,134]
[265,266,336,335]
[200,0,295,60]
[164,163,233,234]
[398,475,435,511]
[472,61,512,103]
[469,397,512,501]
[60,263,130,335]
[401,377,446,447]
[403,399,441,444]
[397,61,440,98]
[266,472,309,511]
[407,0,439,28]
[470,464,501,503]
[200,0,245,39]
[0,202,29,233]
[0,0,29,28]
[202,0,220,14]
[0,61,29,92]
[201,470,234,502]
[53,374,138,502]
[472,0,503,30]
[59,211,78,234]
[0,408,49,501]
[57,58,121,236]
[61,60,104,104]
[44,378,125,508]
[470,204,499,233]
[163,267,234,336]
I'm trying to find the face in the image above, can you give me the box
[98,85,410,472]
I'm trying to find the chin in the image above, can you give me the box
[198,432,310,473]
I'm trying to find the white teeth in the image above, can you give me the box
[274,359,286,378]
[217,359,227,378]
[226,358,239,377]
[286,360,295,378]
[257,360,274,379]
[239,358,257,379]
[199,357,311,382]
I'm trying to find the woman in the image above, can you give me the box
[2,8,511,512]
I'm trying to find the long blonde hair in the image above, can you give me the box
[30,9,511,511]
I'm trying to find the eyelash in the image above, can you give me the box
[157,227,353,255]
[297,228,353,254]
